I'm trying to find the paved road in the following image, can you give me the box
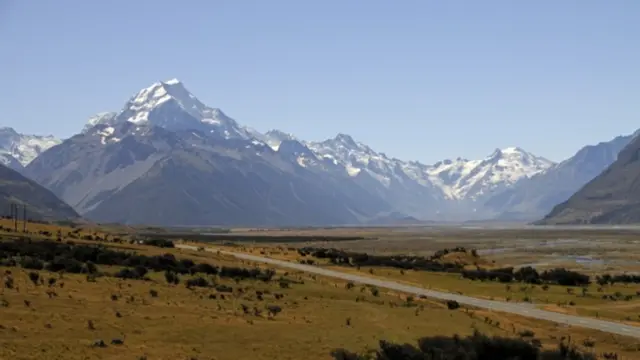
[177,244,640,339]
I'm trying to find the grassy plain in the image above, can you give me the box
[199,225,640,326]
[1,222,640,359]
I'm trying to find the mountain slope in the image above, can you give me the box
[26,82,392,226]
[485,134,635,220]
[0,127,61,167]
[0,163,79,221]
[304,135,553,219]
[538,133,640,224]
[26,78,559,225]
[0,153,23,172]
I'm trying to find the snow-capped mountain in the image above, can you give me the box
[305,134,554,204]
[485,133,637,220]
[25,78,565,224]
[426,147,554,200]
[0,127,61,168]
[83,79,254,140]
[263,130,297,151]
[26,79,392,226]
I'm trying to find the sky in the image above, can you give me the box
[1,1,639,164]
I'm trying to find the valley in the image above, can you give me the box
[3,3,639,359]
[1,220,640,359]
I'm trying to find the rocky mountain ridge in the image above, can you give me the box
[16,78,635,225]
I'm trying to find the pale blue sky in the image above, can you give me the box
[1,1,638,164]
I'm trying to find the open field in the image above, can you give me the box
[227,244,640,321]
[207,226,640,273]
[0,222,639,359]
[175,226,640,328]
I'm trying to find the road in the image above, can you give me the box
[177,244,640,339]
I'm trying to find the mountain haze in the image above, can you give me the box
[26,81,392,226]
[538,133,640,225]
[484,133,636,220]
[22,78,632,226]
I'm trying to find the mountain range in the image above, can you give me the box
[539,133,640,225]
[4,78,635,226]
[0,127,61,171]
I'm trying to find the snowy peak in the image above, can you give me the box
[82,79,251,140]
[0,127,18,137]
[306,135,555,201]
[427,147,554,200]
[83,112,117,132]
[333,133,359,148]
[485,146,552,167]
[263,130,297,150]
[124,78,206,124]
[0,127,61,166]
[75,78,555,209]
[307,135,411,186]
[266,129,296,140]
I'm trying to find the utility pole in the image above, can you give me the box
[23,204,27,233]
[12,203,18,232]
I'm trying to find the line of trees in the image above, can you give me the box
[297,247,468,273]
[0,239,275,282]
[331,331,609,360]
[462,266,591,287]
[596,273,640,285]
[299,247,596,287]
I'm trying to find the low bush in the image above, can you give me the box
[330,331,599,360]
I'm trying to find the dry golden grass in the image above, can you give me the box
[1,221,640,359]
[225,245,640,326]
[0,240,638,359]
[0,218,131,243]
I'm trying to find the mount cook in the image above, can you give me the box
[15,79,631,226]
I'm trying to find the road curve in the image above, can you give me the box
[177,244,640,339]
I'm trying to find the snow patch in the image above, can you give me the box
[0,128,61,166]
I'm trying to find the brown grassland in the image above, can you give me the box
[1,220,640,359]
[233,244,640,326]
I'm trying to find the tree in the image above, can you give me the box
[164,271,179,285]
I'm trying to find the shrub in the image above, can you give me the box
[114,268,145,280]
[141,238,174,248]
[267,305,282,317]
[519,329,535,338]
[330,331,598,360]
[446,300,460,310]
[84,261,98,274]
[186,277,209,288]
[164,271,180,285]
[20,256,45,270]
[28,271,40,285]
[215,284,233,293]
